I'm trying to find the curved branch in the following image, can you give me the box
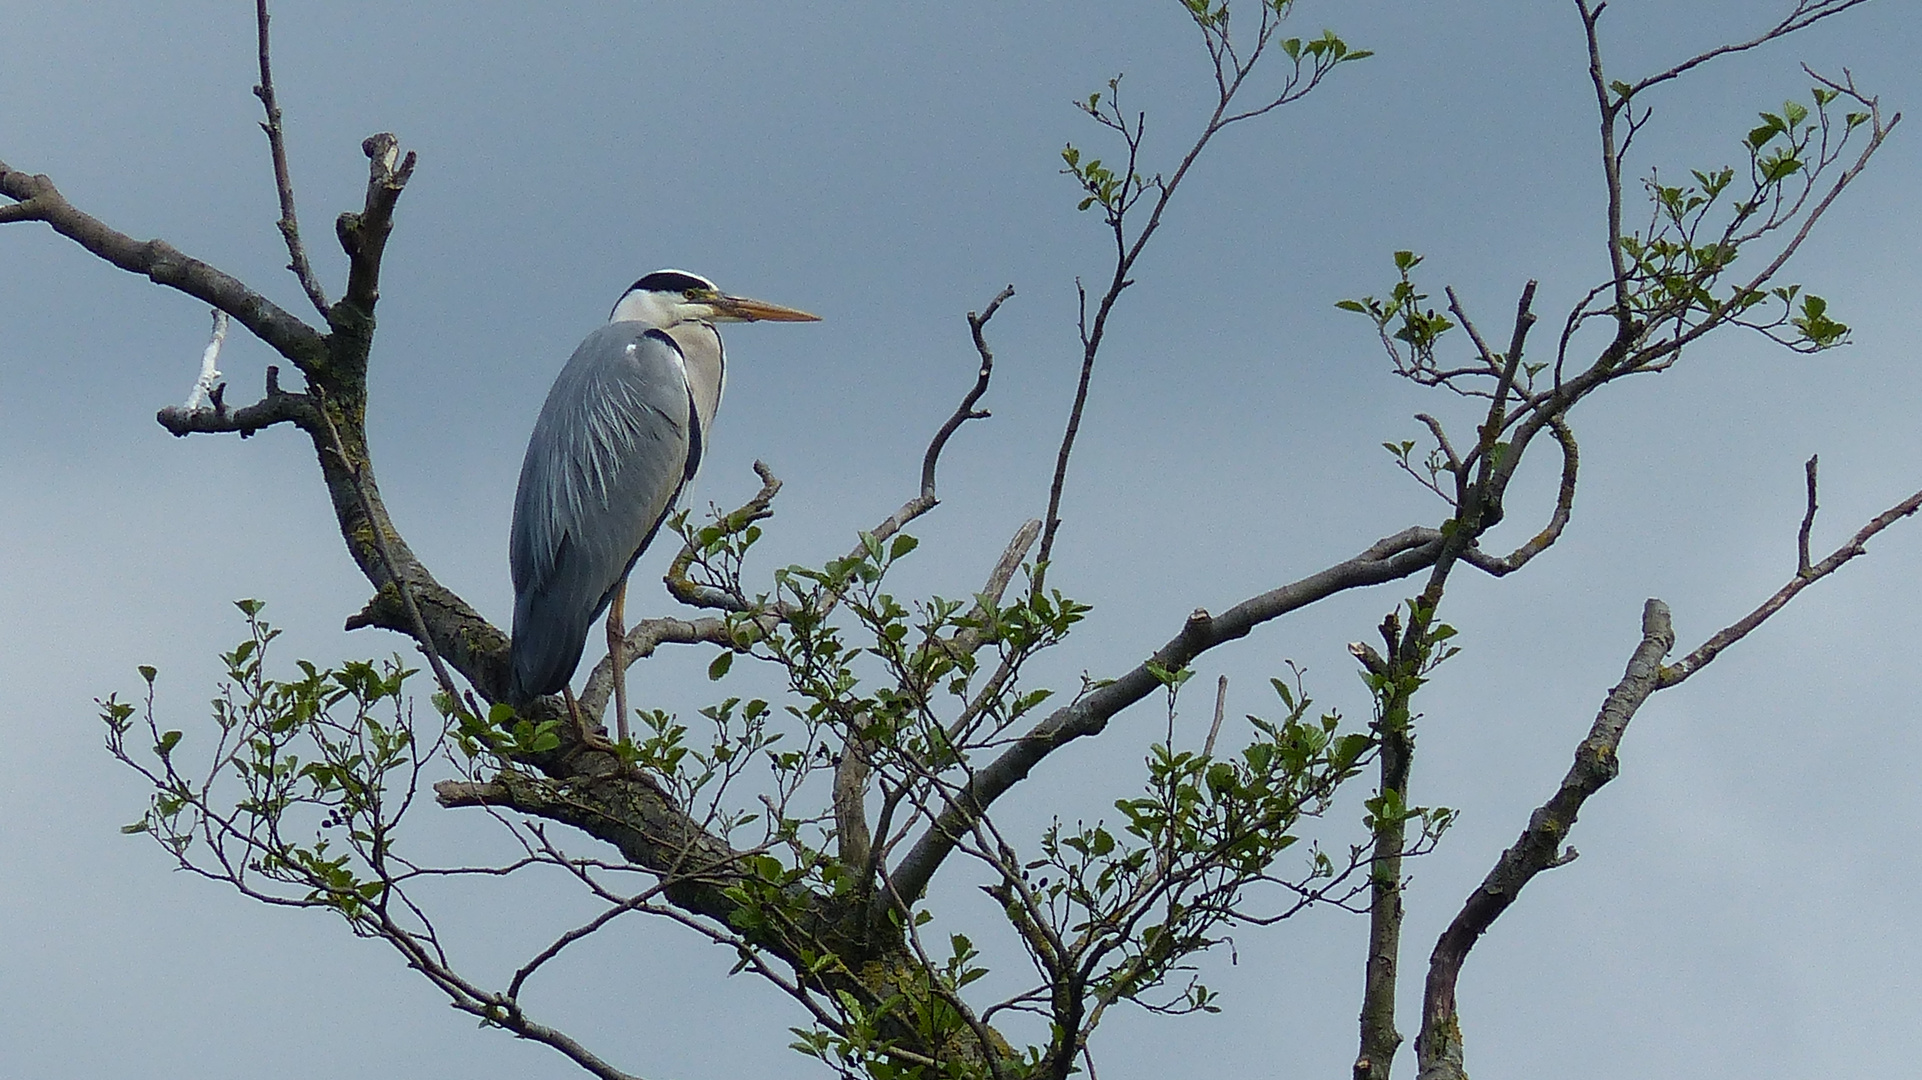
[1460,416,1578,577]
[922,285,1013,499]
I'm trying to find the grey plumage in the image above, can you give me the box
[505,272,813,708]
[508,326,702,702]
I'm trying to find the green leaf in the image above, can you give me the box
[137,665,157,684]
[708,650,734,681]
[1270,677,1299,708]
[888,534,919,561]
[234,598,265,618]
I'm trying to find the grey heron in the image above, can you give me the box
[506,269,818,741]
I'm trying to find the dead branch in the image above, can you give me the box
[1798,454,1819,575]
[0,161,326,370]
[336,133,417,318]
[252,0,329,316]
[1661,478,1922,688]
[923,285,1014,500]
[157,364,318,438]
[1414,599,1674,1080]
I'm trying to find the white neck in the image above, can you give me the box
[610,290,685,327]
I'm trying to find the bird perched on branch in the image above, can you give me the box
[506,270,818,740]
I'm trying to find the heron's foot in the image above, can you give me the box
[562,688,620,754]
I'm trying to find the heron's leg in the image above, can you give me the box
[561,685,614,752]
[607,577,630,745]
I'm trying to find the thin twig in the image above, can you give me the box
[1623,0,1875,99]
[1662,478,1922,688]
[1203,675,1227,758]
[252,0,329,316]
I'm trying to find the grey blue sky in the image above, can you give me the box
[2,2,1918,1078]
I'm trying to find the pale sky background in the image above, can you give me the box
[2,2,1919,1078]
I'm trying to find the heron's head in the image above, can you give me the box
[609,269,820,327]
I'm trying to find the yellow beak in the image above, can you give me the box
[710,294,821,323]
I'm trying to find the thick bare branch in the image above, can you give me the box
[434,771,746,924]
[1420,465,1922,1079]
[1414,599,1675,1080]
[0,161,326,370]
[336,133,417,317]
[315,389,466,708]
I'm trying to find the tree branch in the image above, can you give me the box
[433,771,747,925]
[922,285,1013,500]
[1798,454,1819,575]
[336,133,416,318]
[157,364,318,438]
[1418,463,1922,1079]
[252,0,329,316]
[1414,599,1675,1080]
[1661,478,1922,688]
[890,525,1451,905]
[1459,416,1579,577]
[1623,0,1876,99]
[0,160,327,371]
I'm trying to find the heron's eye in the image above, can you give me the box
[684,289,702,300]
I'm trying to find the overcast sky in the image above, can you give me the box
[3,2,1918,1078]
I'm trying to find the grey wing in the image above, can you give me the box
[507,324,693,702]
